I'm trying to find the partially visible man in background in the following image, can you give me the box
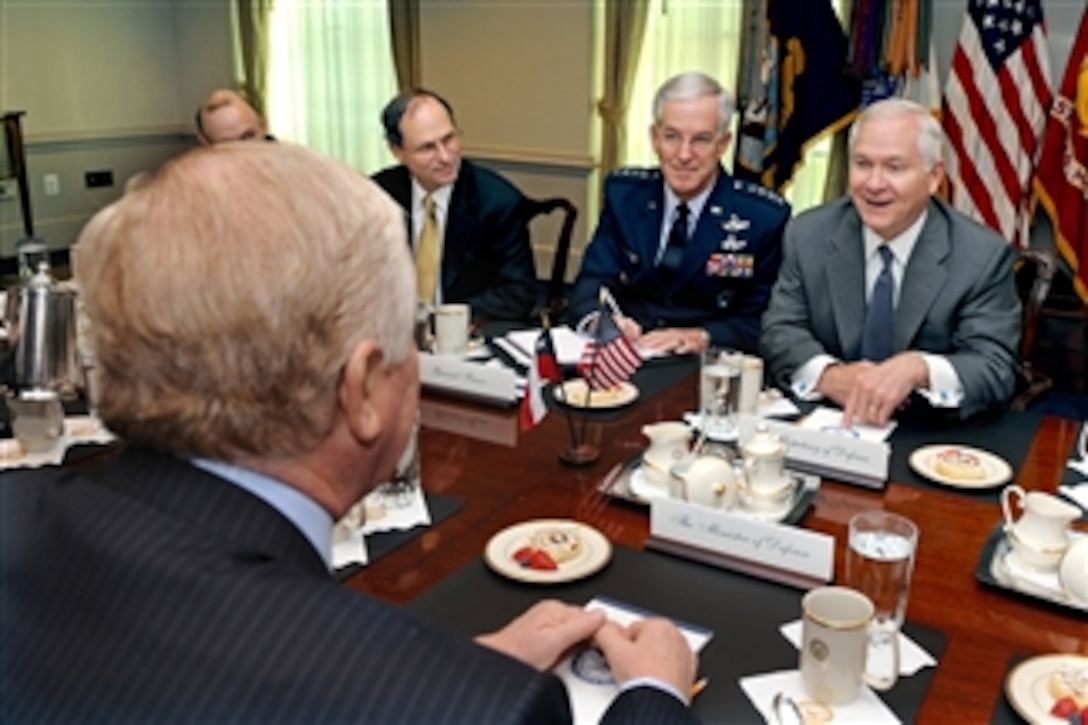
[195,88,272,144]
[374,88,537,322]
[1,142,699,723]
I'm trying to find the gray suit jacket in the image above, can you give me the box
[759,197,1021,418]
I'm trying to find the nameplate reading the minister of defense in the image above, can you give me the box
[650,497,834,583]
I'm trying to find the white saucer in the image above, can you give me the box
[628,466,669,502]
[1005,653,1088,723]
[484,519,612,584]
[908,444,1013,489]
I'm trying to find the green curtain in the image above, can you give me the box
[598,0,650,179]
[236,0,273,116]
[388,0,421,90]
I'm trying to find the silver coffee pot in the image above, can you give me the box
[2,261,83,451]
[8,261,82,395]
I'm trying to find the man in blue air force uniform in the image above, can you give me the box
[569,71,790,355]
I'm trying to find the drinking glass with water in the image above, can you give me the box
[700,347,742,439]
[844,510,919,638]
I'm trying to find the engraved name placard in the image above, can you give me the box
[419,356,518,407]
[650,497,835,583]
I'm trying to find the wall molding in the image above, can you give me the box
[462,143,596,173]
[25,126,193,153]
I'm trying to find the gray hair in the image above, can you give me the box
[653,72,735,136]
[849,98,944,171]
[74,142,415,461]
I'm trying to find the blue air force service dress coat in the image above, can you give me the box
[570,167,789,353]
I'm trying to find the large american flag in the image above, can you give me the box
[943,0,1052,248]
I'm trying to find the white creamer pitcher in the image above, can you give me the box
[641,421,693,475]
[1001,485,1080,571]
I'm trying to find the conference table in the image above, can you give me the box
[344,356,1083,723]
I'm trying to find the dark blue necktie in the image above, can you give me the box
[660,203,690,277]
[861,245,895,362]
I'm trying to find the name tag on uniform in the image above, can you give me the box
[706,253,754,278]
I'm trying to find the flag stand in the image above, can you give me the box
[559,441,599,467]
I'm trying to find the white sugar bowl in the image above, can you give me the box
[1059,537,1088,606]
[673,455,737,510]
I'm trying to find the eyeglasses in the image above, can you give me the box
[405,130,461,158]
[658,129,721,155]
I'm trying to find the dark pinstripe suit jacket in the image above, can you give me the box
[1,447,697,724]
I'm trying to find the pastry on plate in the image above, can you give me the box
[933,447,986,481]
[530,526,583,564]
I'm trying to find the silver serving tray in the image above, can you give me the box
[598,455,819,526]
[975,523,1088,614]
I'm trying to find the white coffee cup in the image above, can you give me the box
[433,303,470,355]
[800,586,899,706]
[737,355,764,414]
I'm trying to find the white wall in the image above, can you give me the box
[0,0,234,258]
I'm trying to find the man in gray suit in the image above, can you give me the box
[760,98,1021,426]
[1,143,698,722]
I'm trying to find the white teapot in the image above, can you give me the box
[741,423,791,501]
[671,454,736,510]
[1001,485,1080,571]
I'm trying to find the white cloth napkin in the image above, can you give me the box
[553,597,713,725]
[682,392,800,441]
[682,411,739,442]
[779,620,936,676]
[797,407,897,442]
[0,415,117,470]
[739,670,900,724]
[330,484,431,569]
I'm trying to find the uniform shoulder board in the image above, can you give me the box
[732,178,786,207]
[609,167,661,183]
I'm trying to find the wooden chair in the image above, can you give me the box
[525,196,578,320]
[1011,247,1057,410]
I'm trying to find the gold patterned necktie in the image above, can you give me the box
[416,194,440,303]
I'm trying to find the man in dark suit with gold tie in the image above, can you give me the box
[373,89,537,322]
[760,99,1021,426]
[0,142,699,723]
[569,71,790,354]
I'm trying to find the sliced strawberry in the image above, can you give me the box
[1050,696,1077,719]
[512,546,535,567]
[528,550,558,570]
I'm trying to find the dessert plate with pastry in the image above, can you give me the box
[552,378,639,410]
[908,444,1013,489]
[1005,653,1088,723]
[484,519,613,584]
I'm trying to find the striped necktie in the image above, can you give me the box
[860,245,895,362]
[416,194,440,304]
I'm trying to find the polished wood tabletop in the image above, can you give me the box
[344,366,1086,724]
